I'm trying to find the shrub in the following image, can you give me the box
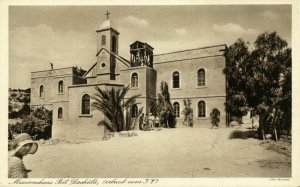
[210,108,221,128]
[10,92,17,97]
[8,107,52,140]
[8,103,30,119]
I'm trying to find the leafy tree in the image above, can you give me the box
[9,103,30,119]
[17,95,30,103]
[24,88,31,93]
[73,66,86,77]
[224,39,249,124]
[149,100,158,117]
[210,108,221,128]
[9,107,52,140]
[157,81,176,128]
[92,85,141,132]
[18,103,30,118]
[10,92,17,97]
[224,32,291,138]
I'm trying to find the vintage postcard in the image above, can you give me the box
[0,0,299,186]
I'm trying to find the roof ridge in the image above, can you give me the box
[154,44,227,56]
[82,62,97,77]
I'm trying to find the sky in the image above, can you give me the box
[9,5,291,89]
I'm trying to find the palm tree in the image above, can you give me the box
[92,85,141,132]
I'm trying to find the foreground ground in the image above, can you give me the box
[25,123,291,178]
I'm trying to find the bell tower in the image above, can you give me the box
[130,41,154,68]
[95,11,119,81]
[96,11,119,54]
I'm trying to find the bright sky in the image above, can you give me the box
[9,5,291,89]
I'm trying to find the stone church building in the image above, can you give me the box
[31,16,227,139]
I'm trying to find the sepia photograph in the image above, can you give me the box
[1,1,299,186]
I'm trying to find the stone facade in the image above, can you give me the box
[30,18,227,140]
[153,46,226,127]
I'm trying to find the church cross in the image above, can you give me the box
[105,11,111,20]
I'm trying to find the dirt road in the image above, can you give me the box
[25,124,291,178]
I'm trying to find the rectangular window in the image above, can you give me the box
[198,101,206,117]
[82,94,90,115]
[198,69,205,86]
[173,72,180,88]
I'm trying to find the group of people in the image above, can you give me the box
[139,113,160,131]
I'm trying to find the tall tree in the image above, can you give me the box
[182,99,193,127]
[157,81,176,128]
[224,32,291,138]
[92,85,140,132]
[246,32,289,109]
[157,81,173,115]
[224,39,249,123]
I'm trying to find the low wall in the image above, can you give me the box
[52,122,104,140]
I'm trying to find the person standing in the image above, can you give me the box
[149,113,155,129]
[155,115,160,128]
[8,133,38,178]
[267,108,278,141]
[143,114,149,130]
[139,113,144,130]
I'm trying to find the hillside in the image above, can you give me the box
[8,88,30,119]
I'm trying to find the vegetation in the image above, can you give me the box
[9,103,30,119]
[9,107,52,140]
[224,32,291,139]
[210,108,221,128]
[182,99,193,127]
[149,100,158,117]
[9,88,31,119]
[73,66,86,77]
[92,85,141,132]
[125,107,144,130]
[156,81,176,128]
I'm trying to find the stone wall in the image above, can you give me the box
[172,97,226,128]
[57,83,124,140]
[31,43,228,140]
[120,66,157,114]
[153,45,227,127]
[31,67,74,107]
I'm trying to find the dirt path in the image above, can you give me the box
[25,124,291,178]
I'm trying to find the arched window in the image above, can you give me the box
[198,101,206,117]
[81,94,90,114]
[131,73,138,87]
[58,107,63,119]
[131,104,138,118]
[112,36,117,53]
[173,71,180,88]
[101,35,106,45]
[198,69,205,86]
[58,80,63,93]
[39,85,44,98]
[173,102,180,118]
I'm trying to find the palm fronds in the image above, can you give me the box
[92,85,141,132]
